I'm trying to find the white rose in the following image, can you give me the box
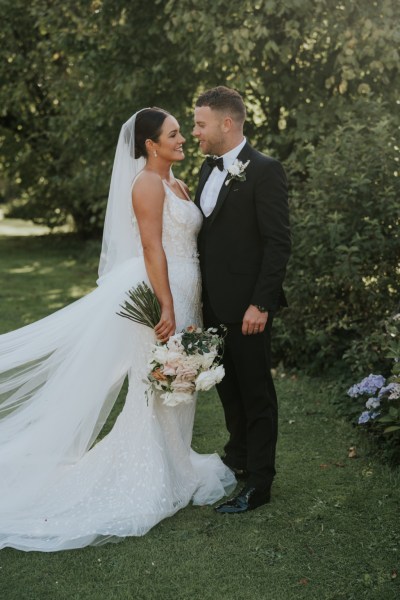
[166,334,183,352]
[150,344,168,364]
[152,347,182,367]
[200,350,218,370]
[150,345,182,368]
[161,391,194,407]
[195,365,225,391]
[229,164,241,176]
[182,354,204,370]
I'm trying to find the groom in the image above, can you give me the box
[193,86,291,513]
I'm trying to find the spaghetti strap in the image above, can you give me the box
[163,178,191,202]
[175,178,191,201]
[130,172,143,192]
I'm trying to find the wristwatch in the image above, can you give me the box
[254,304,268,313]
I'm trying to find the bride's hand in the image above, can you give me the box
[154,306,176,342]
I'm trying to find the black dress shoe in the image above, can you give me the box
[215,486,271,514]
[221,456,248,480]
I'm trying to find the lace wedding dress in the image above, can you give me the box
[0,181,235,552]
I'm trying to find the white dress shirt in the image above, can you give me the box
[200,137,247,217]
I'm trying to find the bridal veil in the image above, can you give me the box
[0,111,148,515]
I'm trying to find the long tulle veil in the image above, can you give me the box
[98,112,147,279]
[0,111,148,510]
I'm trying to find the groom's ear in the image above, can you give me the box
[221,116,233,133]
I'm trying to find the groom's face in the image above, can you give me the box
[193,106,226,156]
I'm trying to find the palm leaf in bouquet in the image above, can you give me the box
[117,282,161,328]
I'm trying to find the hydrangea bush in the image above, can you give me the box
[345,314,400,464]
[348,374,400,432]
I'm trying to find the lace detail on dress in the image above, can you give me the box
[131,184,202,262]
[130,184,203,330]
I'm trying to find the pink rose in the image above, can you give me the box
[163,363,177,376]
[175,365,198,381]
[171,380,195,394]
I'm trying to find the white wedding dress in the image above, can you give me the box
[0,182,236,552]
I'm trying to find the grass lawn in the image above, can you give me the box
[0,232,399,600]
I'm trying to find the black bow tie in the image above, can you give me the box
[206,155,224,171]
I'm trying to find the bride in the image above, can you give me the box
[0,108,235,552]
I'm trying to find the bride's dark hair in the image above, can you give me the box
[134,108,170,159]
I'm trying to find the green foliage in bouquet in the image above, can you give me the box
[180,326,226,356]
[117,282,161,329]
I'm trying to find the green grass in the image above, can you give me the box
[0,234,99,332]
[0,232,399,600]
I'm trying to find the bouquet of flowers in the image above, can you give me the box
[148,326,225,406]
[118,282,225,406]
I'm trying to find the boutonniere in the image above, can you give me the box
[225,159,250,186]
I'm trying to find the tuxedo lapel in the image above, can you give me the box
[194,162,212,209]
[208,142,253,226]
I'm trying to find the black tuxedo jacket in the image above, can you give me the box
[195,142,291,323]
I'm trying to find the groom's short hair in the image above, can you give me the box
[196,86,246,124]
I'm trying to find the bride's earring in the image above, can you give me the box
[153,150,158,158]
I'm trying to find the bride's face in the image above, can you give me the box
[193,106,226,156]
[151,115,186,162]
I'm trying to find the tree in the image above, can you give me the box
[274,98,400,375]
[0,0,196,233]
[1,0,399,373]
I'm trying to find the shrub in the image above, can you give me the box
[274,99,400,376]
[331,314,400,466]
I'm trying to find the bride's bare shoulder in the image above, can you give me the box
[132,171,164,206]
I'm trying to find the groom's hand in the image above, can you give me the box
[242,305,268,335]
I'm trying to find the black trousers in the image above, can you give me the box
[203,291,277,490]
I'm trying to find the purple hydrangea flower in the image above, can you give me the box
[358,411,371,424]
[366,397,380,410]
[358,410,380,424]
[347,374,386,398]
[347,384,361,398]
